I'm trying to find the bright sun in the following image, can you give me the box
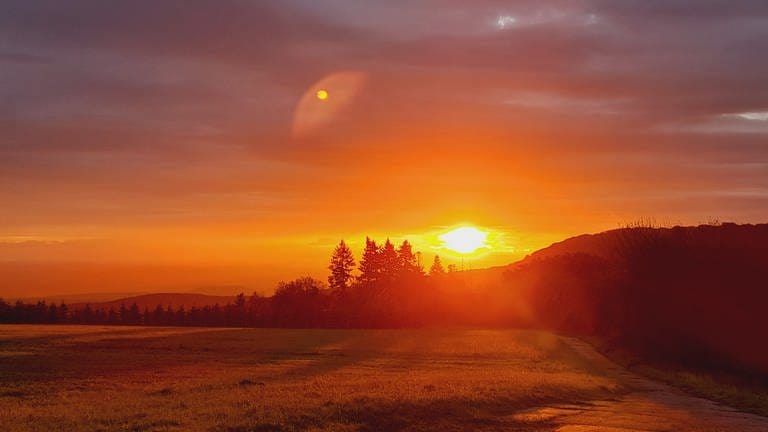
[316,89,329,100]
[439,227,488,254]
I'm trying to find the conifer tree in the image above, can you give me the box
[380,238,399,282]
[358,237,381,284]
[328,240,355,292]
[128,302,141,325]
[119,303,128,325]
[397,240,422,276]
[429,255,446,276]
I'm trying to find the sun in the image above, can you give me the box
[316,89,329,100]
[439,227,488,254]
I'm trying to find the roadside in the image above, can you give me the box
[537,337,768,431]
[584,337,768,418]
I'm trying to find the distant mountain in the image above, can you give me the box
[69,293,237,311]
[18,292,146,305]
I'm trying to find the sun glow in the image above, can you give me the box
[316,89,329,100]
[439,226,488,254]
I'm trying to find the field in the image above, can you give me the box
[1,326,767,432]
[0,326,615,431]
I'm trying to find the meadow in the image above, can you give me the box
[0,325,622,431]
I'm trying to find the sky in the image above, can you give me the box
[2,1,768,297]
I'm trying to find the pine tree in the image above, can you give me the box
[58,302,68,323]
[128,303,141,325]
[234,293,247,325]
[358,237,381,284]
[119,303,128,325]
[397,240,422,276]
[380,239,399,282]
[83,304,94,324]
[328,240,355,292]
[429,255,446,276]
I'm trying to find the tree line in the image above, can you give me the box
[0,238,461,328]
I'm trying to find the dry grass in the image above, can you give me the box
[584,337,768,418]
[0,325,623,431]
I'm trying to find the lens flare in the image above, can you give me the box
[292,71,368,138]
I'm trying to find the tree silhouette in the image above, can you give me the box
[48,303,59,324]
[272,277,326,327]
[397,240,422,276]
[107,307,118,324]
[429,255,446,276]
[358,237,381,285]
[119,303,128,325]
[128,303,141,325]
[380,238,399,283]
[328,240,355,292]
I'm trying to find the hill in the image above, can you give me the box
[69,293,237,311]
[499,222,768,376]
[521,222,768,263]
[18,292,145,305]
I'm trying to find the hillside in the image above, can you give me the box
[69,293,237,311]
[500,222,768,376]
[516,222,768,264]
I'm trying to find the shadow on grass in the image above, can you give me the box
[0,327,390,385]
[212,390,608,432]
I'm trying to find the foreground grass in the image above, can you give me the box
[589,339,768,418]
[0,325,622,431]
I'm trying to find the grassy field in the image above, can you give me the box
[0,325,623,431]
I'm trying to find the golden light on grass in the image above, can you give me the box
[316,89,329,100]
[439,226,488,254]
[0,326,618,431]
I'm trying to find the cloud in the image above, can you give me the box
[731,112,768,121]
[0,0,767,271]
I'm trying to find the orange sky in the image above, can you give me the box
[2,1,767,297]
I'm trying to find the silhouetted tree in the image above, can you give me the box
[272,277,327,327]
[118,303,128,325]
[233,293,247,326]
[380,239,399,283]
[152,305,165,326]
[48,303,59,323]
[59,303,68,322]
[166,305,174,325]
[248,292,268,326]
[429,255,446,276]
[328,240,355,293]
[128,303,141,325]
[0,299,10,323]
[358,237,382,285]
[107,307,118,324]
[175,306,187,326]
[397,240,424,277]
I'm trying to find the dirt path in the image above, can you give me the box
[519,338,768,431]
